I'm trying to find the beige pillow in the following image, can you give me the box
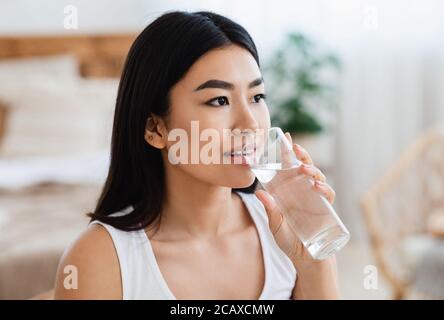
[0,77,118,157]
[0,54,79,80]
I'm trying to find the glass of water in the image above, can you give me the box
[244,127,350,260]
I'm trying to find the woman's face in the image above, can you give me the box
[160,44,270,189]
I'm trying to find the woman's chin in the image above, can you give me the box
[224,169,256,189]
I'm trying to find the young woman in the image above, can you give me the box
[54,11,340,300]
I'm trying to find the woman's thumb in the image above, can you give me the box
[255,189,283,235]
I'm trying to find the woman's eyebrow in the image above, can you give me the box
[248,77,264,88]
[194,77,263,91]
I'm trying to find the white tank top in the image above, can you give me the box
[89,191,297,300]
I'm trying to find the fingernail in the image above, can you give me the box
[263,191,275,203]
[256,190,272,203]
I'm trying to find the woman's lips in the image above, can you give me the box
[223,147,256,165]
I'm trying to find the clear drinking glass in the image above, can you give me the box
[244,127,350,260]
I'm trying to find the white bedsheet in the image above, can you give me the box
[0,151,109,189]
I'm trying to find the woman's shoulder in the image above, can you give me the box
[53,222,122,299]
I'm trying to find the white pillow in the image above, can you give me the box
[0,54,79,80]
[0,77,118,157]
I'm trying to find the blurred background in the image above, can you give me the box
[0,0,443,300]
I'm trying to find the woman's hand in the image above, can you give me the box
[255,132,336,265]
[255,133,341,299]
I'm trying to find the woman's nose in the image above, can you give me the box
[232,101,259,133]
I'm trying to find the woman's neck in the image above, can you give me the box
[153,164,245,240]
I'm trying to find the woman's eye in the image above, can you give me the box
[206,96,229,107]
[252,93,267,103]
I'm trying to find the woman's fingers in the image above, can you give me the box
[255,190,283,234]
[284,132,293,144]
[280,132,294,169]
[282,132,334,204]
[313,181,336,204]
[292,143,313,165]
[298,164,326,183]
[255,189,301,259]
[283,132,326,182]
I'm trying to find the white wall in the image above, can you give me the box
[0,0,148,34]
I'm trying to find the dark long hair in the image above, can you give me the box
[88,11,260,231]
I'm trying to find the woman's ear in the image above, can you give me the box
[144,115,168,149]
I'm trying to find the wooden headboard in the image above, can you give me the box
[0,33,137,145]
[0,33,137,77]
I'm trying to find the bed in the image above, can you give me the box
[0,33,136,299]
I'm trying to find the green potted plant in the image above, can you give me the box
[264,32,341,168]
